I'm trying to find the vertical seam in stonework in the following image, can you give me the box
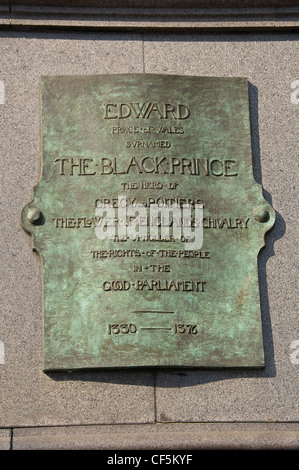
[10,428,13,450]
[142,33,146,73]
[154,371,157,423]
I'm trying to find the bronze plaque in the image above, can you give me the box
[22,74,275,370]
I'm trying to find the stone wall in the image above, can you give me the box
[0,2,298,449]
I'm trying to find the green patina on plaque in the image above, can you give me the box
[22,74,275,370]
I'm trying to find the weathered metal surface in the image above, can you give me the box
[21,74,275,370]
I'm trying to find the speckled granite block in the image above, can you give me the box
[143,32,299,422]
[0,31,156,427]
[12,423,299,450]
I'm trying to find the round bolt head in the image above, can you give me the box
[27,207,42,224]
[253,206,269,223]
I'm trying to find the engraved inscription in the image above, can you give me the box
[102,280,206,292]
[174,324,198,334]
[54,157,238,177]
[108,324,137,335]
[103,102,191,120]
[111,125,184,135]
[107,323,198,335]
